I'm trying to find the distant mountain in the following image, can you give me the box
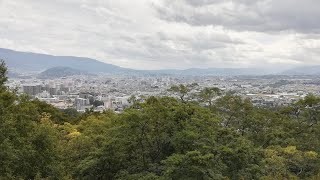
[0,48,133,73]
[145,67,273,76]
[282,66,320,75]
[180,68,269,76]
[38,66,91,79]
[0,48,304,76]
[7,70,33,79]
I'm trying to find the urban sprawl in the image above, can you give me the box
[7,74,320,113]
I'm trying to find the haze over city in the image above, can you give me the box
[1,0,320,70]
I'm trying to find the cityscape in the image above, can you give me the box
[2,0,320,179]
[7,73,320,113]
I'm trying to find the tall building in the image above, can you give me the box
[23,85,42,96]
[75,98,90,110]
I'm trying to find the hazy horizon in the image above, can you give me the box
[1,0,320,70]
[1,47,300,72]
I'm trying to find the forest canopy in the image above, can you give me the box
[1,61,320,179]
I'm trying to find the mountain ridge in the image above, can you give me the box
[0,48,132,73]
[1,48,319,76]
[281,65,320,75]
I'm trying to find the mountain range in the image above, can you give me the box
[281,66,320,75]
[0,48,132,74]
[0,48,319,76]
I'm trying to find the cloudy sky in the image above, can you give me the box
[0,0,320,70]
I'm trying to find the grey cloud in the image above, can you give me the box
[103,30,243,68]
[183,0,225,6]
[155,0,320,33]
[0,0,320,70]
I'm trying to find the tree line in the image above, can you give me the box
[1,60,320,179]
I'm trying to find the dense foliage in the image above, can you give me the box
[1,61,320,179]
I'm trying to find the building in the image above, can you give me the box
[23,85,42,96]
[75,98,90,110]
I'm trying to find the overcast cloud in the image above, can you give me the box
[0,0,319,70]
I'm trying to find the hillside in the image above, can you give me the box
[146,68,270,76]
[38,66,91,79]
[2,61,320,179]
[0,48,132,73]
[282,66,320,75]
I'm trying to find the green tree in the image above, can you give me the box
[168,83,198,102]
[0,59,8,88]
[0,62,68,179]
[162,151,225,180]
[198,87,221,107]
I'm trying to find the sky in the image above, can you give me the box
[0,0,320,70]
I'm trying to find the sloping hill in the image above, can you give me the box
[0,48,132,73]
[282,66,320,75]
[146,68,271,76]
[38,66,90,78]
